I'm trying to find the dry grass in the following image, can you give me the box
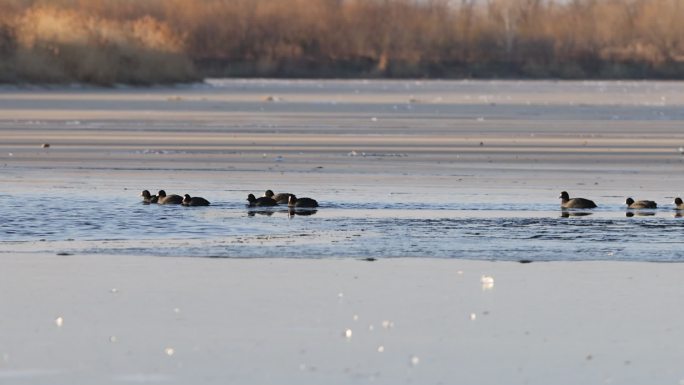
[2,0,684,84]
[0,0,197,84]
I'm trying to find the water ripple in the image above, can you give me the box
[1,193,684,261]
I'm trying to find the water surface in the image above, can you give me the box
[2,192,682,262]
[3,79,684,262]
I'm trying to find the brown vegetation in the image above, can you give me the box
[0,0,197,85]
[2,0,684,84]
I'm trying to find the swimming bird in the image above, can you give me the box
[157,190,183,205]
[674,197,684,210]
[182,194,210,206]
[247,193,277,207]
[264,189,293,204]
[559,191,597,209]
[626,197,657,209]
[141,190,158,204]
[288,194,318,208]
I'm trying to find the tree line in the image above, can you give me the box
[1,0,684,84]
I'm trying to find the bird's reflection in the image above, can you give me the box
[625,210,656,217]
[246,208,318,217]
[288,208,318,217]
[247,209,277,217]
[560,210,593,218]
[675,210,683,218]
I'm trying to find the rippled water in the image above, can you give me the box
[2,192,683,262]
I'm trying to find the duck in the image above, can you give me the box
[626,197,657,209]
[141,190,158,204]
[182,194,210,206]
[157,190,183,205]
[559,191,597,209]
[247,193,277,207]
[674,197,684,210]
[288,194,318,208]
[264,189,293,204]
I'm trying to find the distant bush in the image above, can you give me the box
[2,0,684,84]
[0,2,198,85]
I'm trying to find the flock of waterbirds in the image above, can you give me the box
[140,189,319,209]
[141,190,210,206]
[559,191,684,209]
[139,189,682,214]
